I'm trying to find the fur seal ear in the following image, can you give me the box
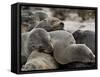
[54,44,95,65]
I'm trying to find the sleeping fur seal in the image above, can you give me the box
[21,50,58,71]
[54,44,95,64]
[49,30,76,48]
[73,30,95,54]
[21,28,53,65]
[36,17,64,32]
[49,30,75,64]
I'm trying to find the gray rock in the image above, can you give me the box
[21,15,39,32]
[27,11,48,31]
[21,11,49,32]
[34,11,48,21]
[21,10,40,32]
[59,62,95,69]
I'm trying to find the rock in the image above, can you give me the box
[21,9,33,17]
[55,44,95,64]
[34,11,48,21]
[28,11,49,30]
[73,30,95,54]
[21,56,27,65]
[21,15,40,32]
[50,8,69,20]
[59,62,95,69]
[21,11,48,32]
[21,50,58,71]
[21,9,40,32]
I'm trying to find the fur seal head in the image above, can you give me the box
[21,28,53,59]
[36,17,64,32]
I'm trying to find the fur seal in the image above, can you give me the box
[21,28,53,64]
[49,30,76,64]
[21,50,58,71]
[54,44,95,64]
[73,30,95,54]
[49,30,76,50]
[36,17,64,32]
